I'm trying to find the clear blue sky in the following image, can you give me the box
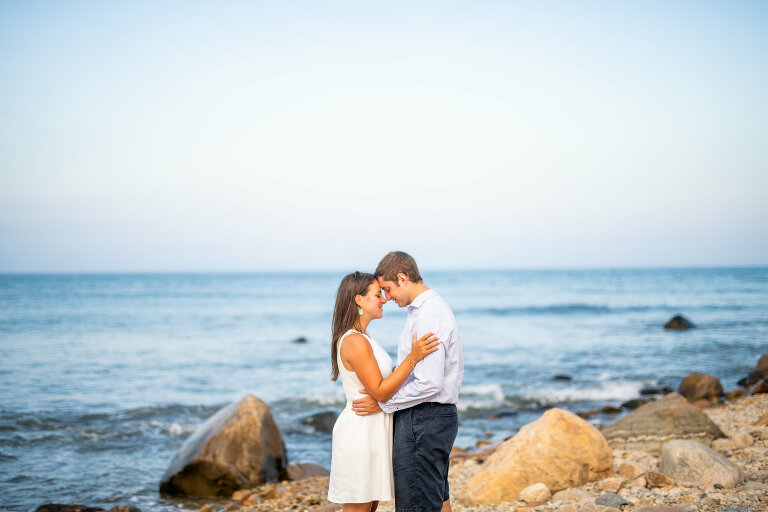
[1,1,767,272]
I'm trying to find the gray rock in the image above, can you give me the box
[159,395,287,497]
[601,393,725,452]
[660,439,744,489]
[300,410,337,433]
[595,492,628,508]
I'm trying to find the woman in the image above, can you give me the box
[327,272,439,511]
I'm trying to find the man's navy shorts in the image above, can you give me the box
[393,402,459,512]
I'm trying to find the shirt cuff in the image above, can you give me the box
[379,401,396,413]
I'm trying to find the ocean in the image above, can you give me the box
[1,268,766,511]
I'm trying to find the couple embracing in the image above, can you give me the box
[327,251,464,512]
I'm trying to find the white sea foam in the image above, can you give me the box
[523,381,644,405]
[457,383,505,412]
[304,393,345,407]
[167,423,197,436]
[461,383,505,402]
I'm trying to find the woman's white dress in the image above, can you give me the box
[327,329,395,503]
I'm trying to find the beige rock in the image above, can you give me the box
[693,399,710,409]
[577,500,600,512]
[618,460,646,479]
[725,388,747,400]
[646,471,675,488]
[631,476,647,488]
[660,439,744,488]
[712,438,736,451]
[755,412,768,426]
[602,393,725,452]
[557,504,578,512]
[242,494,261,506]
[599,477,624,493]
[198,505,213,512]
[460,409,613,505]
[732,431,754,449]
[159,395,287,497]
[232,489,252,501]
[552,488,594,504]
[519,482,551,503]
[761,428,768,441]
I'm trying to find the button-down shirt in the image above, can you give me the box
[380,289,464,413]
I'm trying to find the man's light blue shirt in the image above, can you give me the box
[380,289,464,413]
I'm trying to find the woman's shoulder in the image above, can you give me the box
[339,331,373,354]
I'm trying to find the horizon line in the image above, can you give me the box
[1,263,767,276]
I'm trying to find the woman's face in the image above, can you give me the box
[358,281,386,319]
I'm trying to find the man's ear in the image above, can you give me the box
[397,272,409,286]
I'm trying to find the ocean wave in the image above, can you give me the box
[521,381,644,406]
[165,423,198,436]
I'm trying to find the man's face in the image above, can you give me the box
[377,276,410,308]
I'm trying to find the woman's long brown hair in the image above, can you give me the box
[331,271,376,381]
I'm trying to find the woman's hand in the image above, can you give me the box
[409,332,439,364]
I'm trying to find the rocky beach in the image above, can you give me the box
[173,393,766,512]
[58,352,765,512]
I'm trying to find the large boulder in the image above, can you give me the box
[677,373,723,402]
[664,315,695,330]
[660,439,743,488]
[460,408,613,505]
[601,393,725,452]
[159,395,287,497]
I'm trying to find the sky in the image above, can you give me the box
[1,1,767,272]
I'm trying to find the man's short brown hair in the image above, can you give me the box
[374,251,423,284]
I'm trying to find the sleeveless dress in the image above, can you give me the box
[327,329,395,503]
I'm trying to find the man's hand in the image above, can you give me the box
[351,389,382,416]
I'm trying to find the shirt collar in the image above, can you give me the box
[409,288,438,309]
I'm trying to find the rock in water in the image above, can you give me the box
[159,395,287,497]
[660,439,743,488]
[664,315,695,330]
[460,408,613,505]
[299,410,337,433]
[601,393,725,452]
[677,373,723,402]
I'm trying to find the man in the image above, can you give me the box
[352,251,464,512]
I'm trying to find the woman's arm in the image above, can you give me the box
[340,332,438,403]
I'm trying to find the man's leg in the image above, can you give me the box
[395,403,458,512]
